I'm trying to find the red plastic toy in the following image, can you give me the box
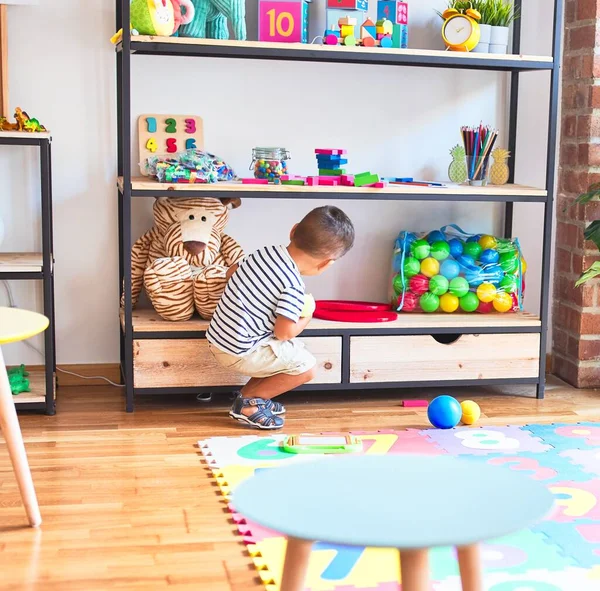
[314,300,397,322]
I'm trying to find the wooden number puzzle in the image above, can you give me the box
[137,114,204,175]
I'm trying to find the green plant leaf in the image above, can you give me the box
[576,261,600,287]
[584,220,600,250]
[573,190,600,206]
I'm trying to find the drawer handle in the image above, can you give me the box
[431,334,462,345]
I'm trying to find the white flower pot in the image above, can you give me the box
[489,25,509,53]
[472,42,490,53]
[479,24,492,44]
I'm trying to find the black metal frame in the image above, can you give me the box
[0,135,56,415]
[116,0,563,411]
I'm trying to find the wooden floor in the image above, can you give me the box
[1,377,599,590]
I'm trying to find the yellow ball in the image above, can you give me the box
[478,235,497,250]
[420,257,440,278]
[439,293,459,313]
[300,293,316,317]
[521,257,527,274]
[493,291,513,313]
[476,282,497,303]
[461,400,481,425]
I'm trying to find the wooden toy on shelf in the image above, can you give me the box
[377,0,408,48]
[324,15,396,48]
[490,149,511,185]
[259,0,311,43]
[137,114,203,175]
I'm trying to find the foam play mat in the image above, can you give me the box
[199,424,600,590]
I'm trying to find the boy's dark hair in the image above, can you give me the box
[293,206,355,259]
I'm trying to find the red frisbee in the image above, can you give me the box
[314,300,397,323]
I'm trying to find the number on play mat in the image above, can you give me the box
[165,118,177,133]
[166,138,178,153]
[146,137,158,153]
[184,118,196,133]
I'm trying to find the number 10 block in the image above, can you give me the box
[259,0,310,43]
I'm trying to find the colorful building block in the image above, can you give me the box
[317,177,339,185]
[259,0,311,43]
[377,0,408,25]
[340,23,355,37]
[282,179,306,185]
[281,175,306,181]
[315,149,347,155]
[354,171,379,187]
[380,35,393,48]
[392,23,408,48]
[319,168,347,175]
[325,32,340,44]
[343,34,357,46]
[306,176,319,186]
[316,156,348,165]
[376,18,393,35]
[366,181,388,188]
[241,178,269,184]
[338,16,357,25]
[362,36,375,47]
[327,0,367,10]
[340,174,355,186]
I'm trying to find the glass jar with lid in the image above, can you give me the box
[251,147,290,183]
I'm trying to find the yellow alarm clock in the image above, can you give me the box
[441,7,481,52]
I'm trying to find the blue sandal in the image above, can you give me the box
[229,396,284,430]
[232,392,286,415]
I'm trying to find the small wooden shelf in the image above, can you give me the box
[0,252,43,273]
[11,368,55,406]
[0,130,51,139]
[118,177,547,203]
[124,308,541,335]
[124,36,554,72]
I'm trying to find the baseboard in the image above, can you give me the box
[10,363,122,387]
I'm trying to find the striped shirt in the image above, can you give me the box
[207,245,305,356]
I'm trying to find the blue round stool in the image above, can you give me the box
[232,455,554,591]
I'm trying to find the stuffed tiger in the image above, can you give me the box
[127,197,244,321]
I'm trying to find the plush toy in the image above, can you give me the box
[131,0,175,36]
[179,0,246,41]
[127,197,244,321]
[171,0,195,33]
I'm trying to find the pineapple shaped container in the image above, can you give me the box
[448,145,468,184]
[490,149,511,185]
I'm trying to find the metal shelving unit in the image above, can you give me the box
[115,0,563,412]
[0,132,56,414]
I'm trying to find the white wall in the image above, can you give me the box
[0,0,556,365]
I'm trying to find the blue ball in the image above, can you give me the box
[465,268,485,286]
[393,253,404,273]
[428,230,445,244]
[440,259,460,280]
[467,234,482,243]
[483,264,504,285]
[427,395,462,429]
[397,231,417,249]
[479,249,500,265]
[448,238,464,258]
[457,254,476,270]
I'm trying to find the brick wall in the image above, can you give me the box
[553,0,600,386]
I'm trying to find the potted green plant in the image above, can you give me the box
[573,184,600,287]
[486,0,519,54]
[470,0,492,53]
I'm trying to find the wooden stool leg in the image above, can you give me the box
[280,537,313,591]
[457,544,483,591]
[0,348,41,527]
[399,548,430,591]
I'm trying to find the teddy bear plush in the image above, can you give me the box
[179,0,246,41]
[128,197,244,321]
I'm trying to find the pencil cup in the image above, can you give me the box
[466,155,490,186]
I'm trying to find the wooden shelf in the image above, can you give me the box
[125,308,541,335]
[118,177,547,203]
[0,252,43,273]
[0,130,51,139]
[125,36,554,72]
[11,368,55,406]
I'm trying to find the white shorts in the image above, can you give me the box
[209,338,316,379]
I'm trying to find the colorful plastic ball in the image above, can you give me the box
[449,276,469,298]
[404,257,421,279]
[420,257,440,278]
[440,259,460,280]
[420,292,440,313]
[478,235,497,250]
[392,253,404,273]
[467,234,482,243]
[465,268,485,287]
[398,291,419,312]
[460,400,481,425]
[428,230,445,243]
[430,241,450,261]
[499,275,518,294]
[463,241,482,261]
[429,275,449,296]
[448,238,464,258]
[427,395,462,429]
[398,231,417,247]
[476,282,497,303]
[483,264,505,285]
[459,292,479,312]
[476,300,494,314]
[479,249,500,265]
[521,257,528,274]
[393,274,406,295]
[499,251,519,274]
[409,274,430,296]
[493,292,513,313]
[411,239,431,260]
[457,255,476,270]
[440,293,459,313]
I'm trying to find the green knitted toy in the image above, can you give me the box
[179,0,246,40]
[8,365,30,395]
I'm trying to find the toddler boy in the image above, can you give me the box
[207,206,355,429]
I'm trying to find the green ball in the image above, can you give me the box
[403,257,421,279]
[420,292,440,313]
[393,274,406,295]
[459,291,479,312]
[499,251,519,274]
[429,275,449,296]
[411,239,431,260]
[430,241,450,261]
[449,276,469,298]
[499,275,518,293]
[462,242,482,261]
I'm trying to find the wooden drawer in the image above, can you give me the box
[133,337,342,388]
[350,333,540,383]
